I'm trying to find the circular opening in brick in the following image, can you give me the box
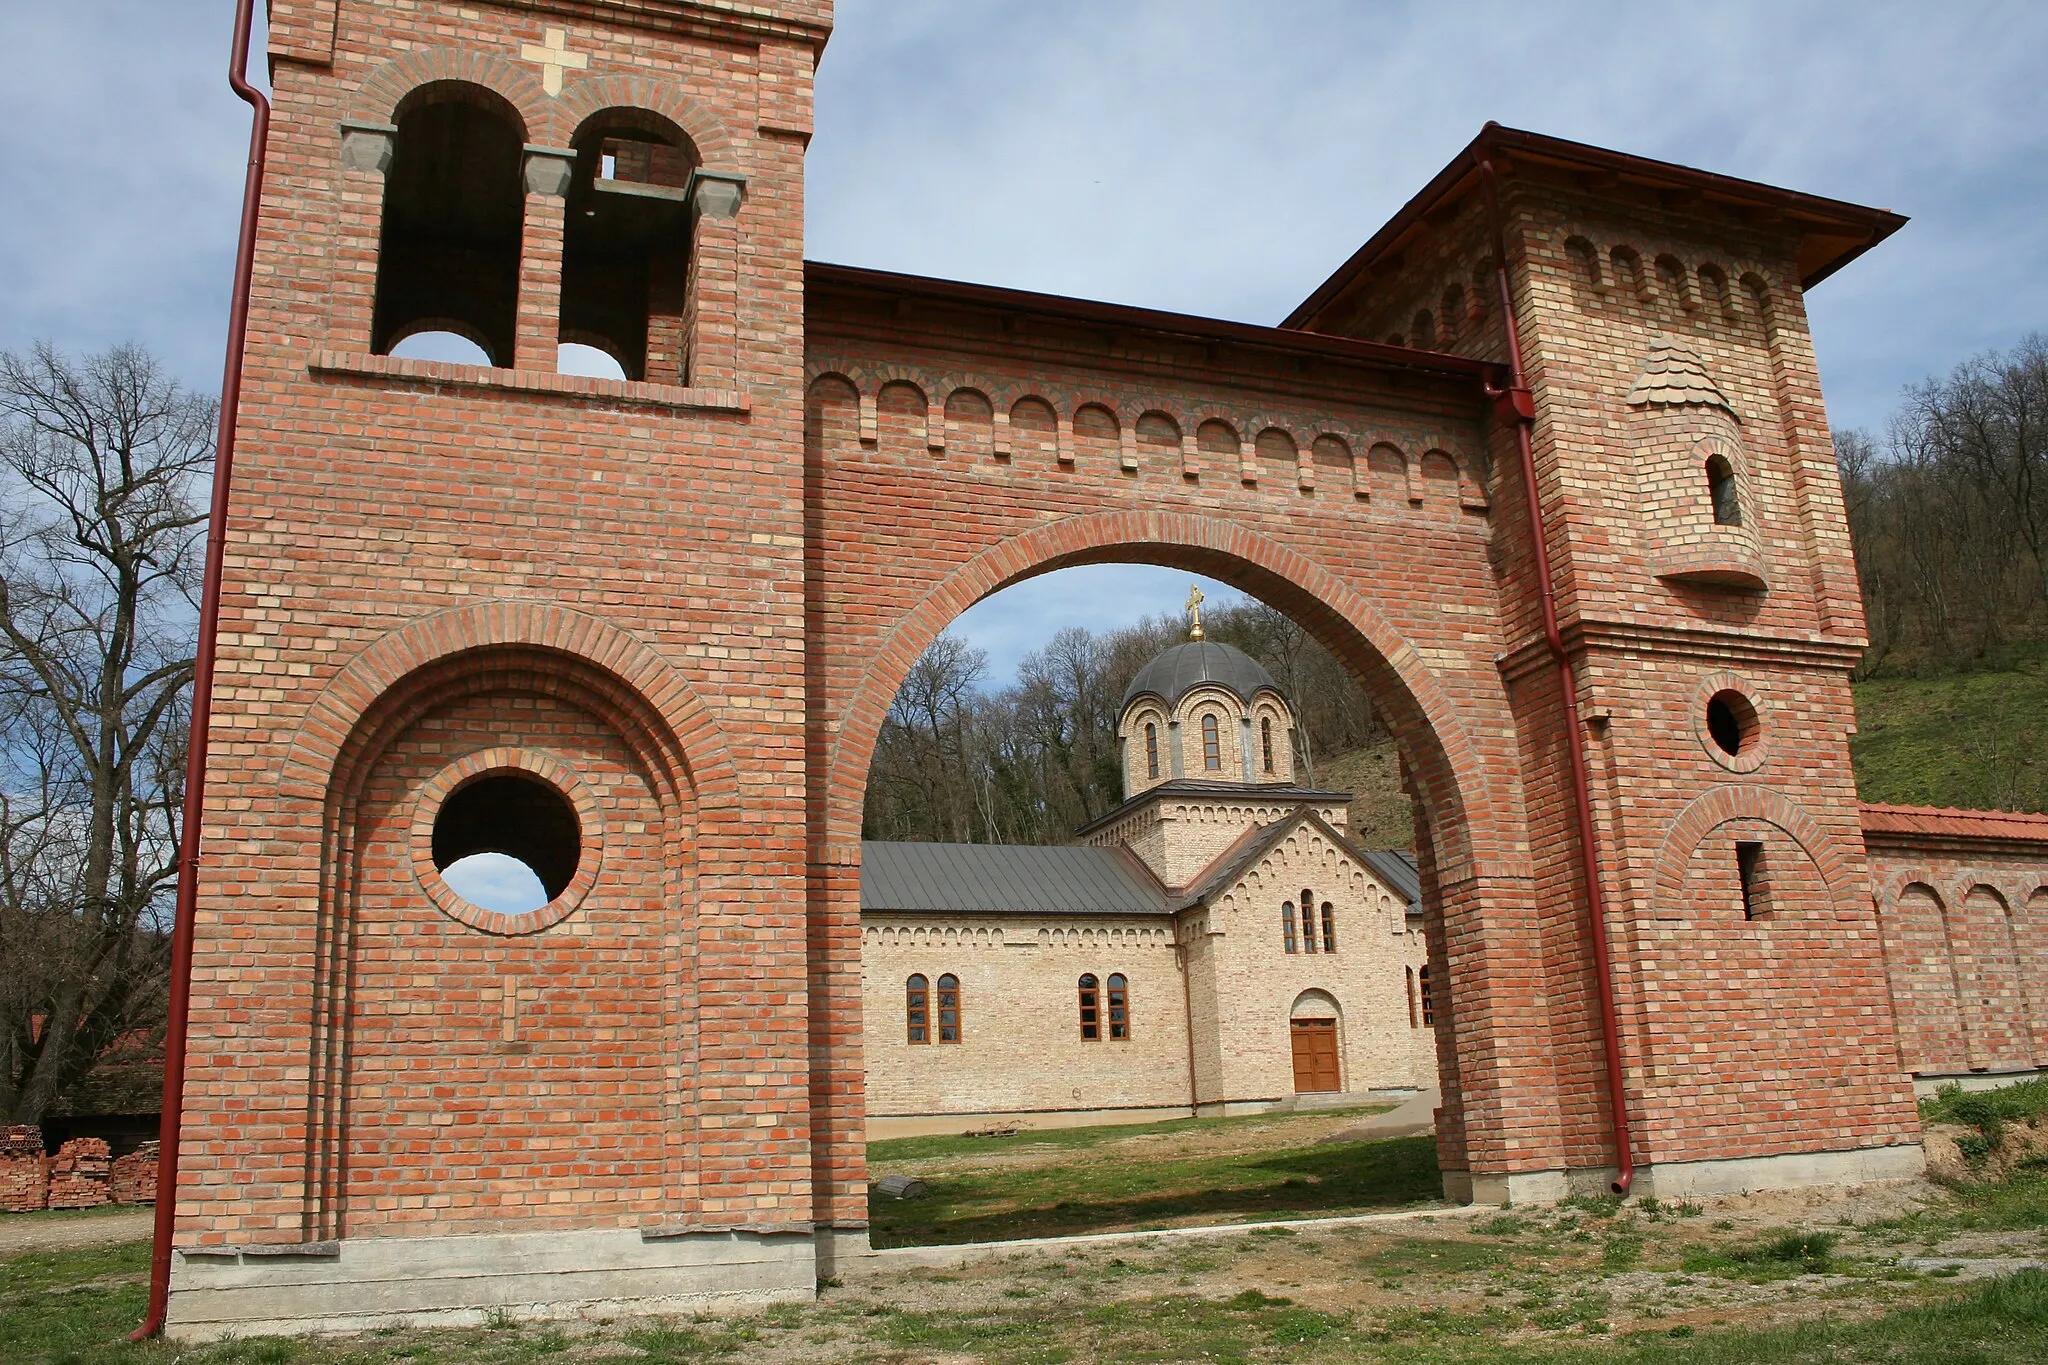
[432,773,581,905]
[1705,689,1757,759]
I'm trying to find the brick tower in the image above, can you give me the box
[169,0,837,1336]
[1287,128,1922,1199]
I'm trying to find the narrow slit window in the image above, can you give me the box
[1261,716,1275,774]
[1107,973,1130,1040]
[1202,714,1221,770]
[906,974,929,1044]
[1301,888,1317,953]
[1321,902,1336,955]
[1706,454,1742,526]
[1145,722,1159,780]
[1283,901,1298,953]
[1419,964,1435,1025]
[936,972,961,1043]
[1078,973,1100,1040]
[1406,966,1418,1028]
[1737,841,1766,920]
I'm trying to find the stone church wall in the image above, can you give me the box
[861,918,1189,1120]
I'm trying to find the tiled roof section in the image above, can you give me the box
[1122,640,1282,710]
[1860,803,2048,846]
[1625,341,1735,416]
[1073,779,1354,837]
[1360,848,1424,913]
[860,841,1174,915]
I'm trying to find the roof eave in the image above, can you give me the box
[1283,122,1908,330]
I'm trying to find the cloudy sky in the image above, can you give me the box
[3,1,2043,685]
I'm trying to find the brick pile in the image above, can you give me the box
[45,1137,111,1209]
[0,1125,46,1212]
[110,1140,159,1205]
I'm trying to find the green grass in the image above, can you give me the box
[865,1104,1387,1164]
[1851,643,2048,812]
[868,1131,1442,1247]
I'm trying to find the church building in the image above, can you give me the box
[861,600,1435,1131]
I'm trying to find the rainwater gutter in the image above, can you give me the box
[1475,157,1635,1196]
[135,0,271,1338]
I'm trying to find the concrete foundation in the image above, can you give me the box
[1441,1142,1928,1206]
[164,1227,819,1342]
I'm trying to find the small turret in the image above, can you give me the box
[1117,592,1296,797]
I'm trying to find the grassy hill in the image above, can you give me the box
[1851,644,2048,814]
[1308,644,2048,853]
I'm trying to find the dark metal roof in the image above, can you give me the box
[1360,849,1423,913]
[1121,641,1281,711]
[860,841,1174,916]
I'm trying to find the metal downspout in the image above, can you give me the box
[135,0,271,1337]
[1476,157,1636,1196]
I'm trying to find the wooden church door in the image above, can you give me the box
[1290,1018,1341,1093]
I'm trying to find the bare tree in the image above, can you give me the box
[0,343,212,1122]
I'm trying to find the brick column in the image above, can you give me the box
[329,120,394,352]
[515,146,575,371]
[684,172,747,387]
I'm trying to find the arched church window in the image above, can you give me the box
[1283,901,1298,953]
[1321,902,1336,955]
[373,84,527,367]
[906,974,929,1044]
[1261,716,1275,774]
[1419,964,1436,1025]
[1107,973,1130,1040]
[1202,714,1221,771]
[1301,888,1318,953]
[561,109,701,382]
[1145,722,1159,779]
[1706,454,1742,526]
[936,973,962,1043]
[1078,973,1101,1040]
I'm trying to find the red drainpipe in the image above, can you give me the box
[1476,156,1635,1196]
[134,0,271,1339]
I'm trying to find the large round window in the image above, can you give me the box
[1694,676,1767,774]
[411,750,602,935]
[433,773,580,907]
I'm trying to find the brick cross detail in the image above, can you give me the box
[520,27,587,97]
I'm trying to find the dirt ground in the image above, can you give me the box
[0,1206,153,1255]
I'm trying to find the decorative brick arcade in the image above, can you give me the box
[160,0,2042,1340]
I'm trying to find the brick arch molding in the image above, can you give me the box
[1650,783,1861,917]
[553,72,735,164]
[279,599,738,812]
[822,509,1503,875]
[348,46,552,140]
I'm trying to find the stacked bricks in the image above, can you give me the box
[0,1126,46,1212]
[111,1141,159,1205]
[45,1137,112,1209]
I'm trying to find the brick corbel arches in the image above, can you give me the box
[347,46,552,138]
[1649,783,1862,918]
[821,509,1504,879]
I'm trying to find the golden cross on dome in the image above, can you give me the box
[521,27,588,97]
[1186,583,1205,641]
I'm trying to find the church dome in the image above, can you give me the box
[1122,641,1280,711]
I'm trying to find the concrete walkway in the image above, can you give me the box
[1318,1086,1439,1143]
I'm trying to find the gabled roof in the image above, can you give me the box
[860,841,1174,915]
[1284,123,1908,331]
[1073,778,1354,836]
[1175,808,1421,916]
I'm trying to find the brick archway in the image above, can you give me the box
[819,508,1501,877]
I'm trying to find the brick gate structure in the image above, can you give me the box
[166,0,1957,1337]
